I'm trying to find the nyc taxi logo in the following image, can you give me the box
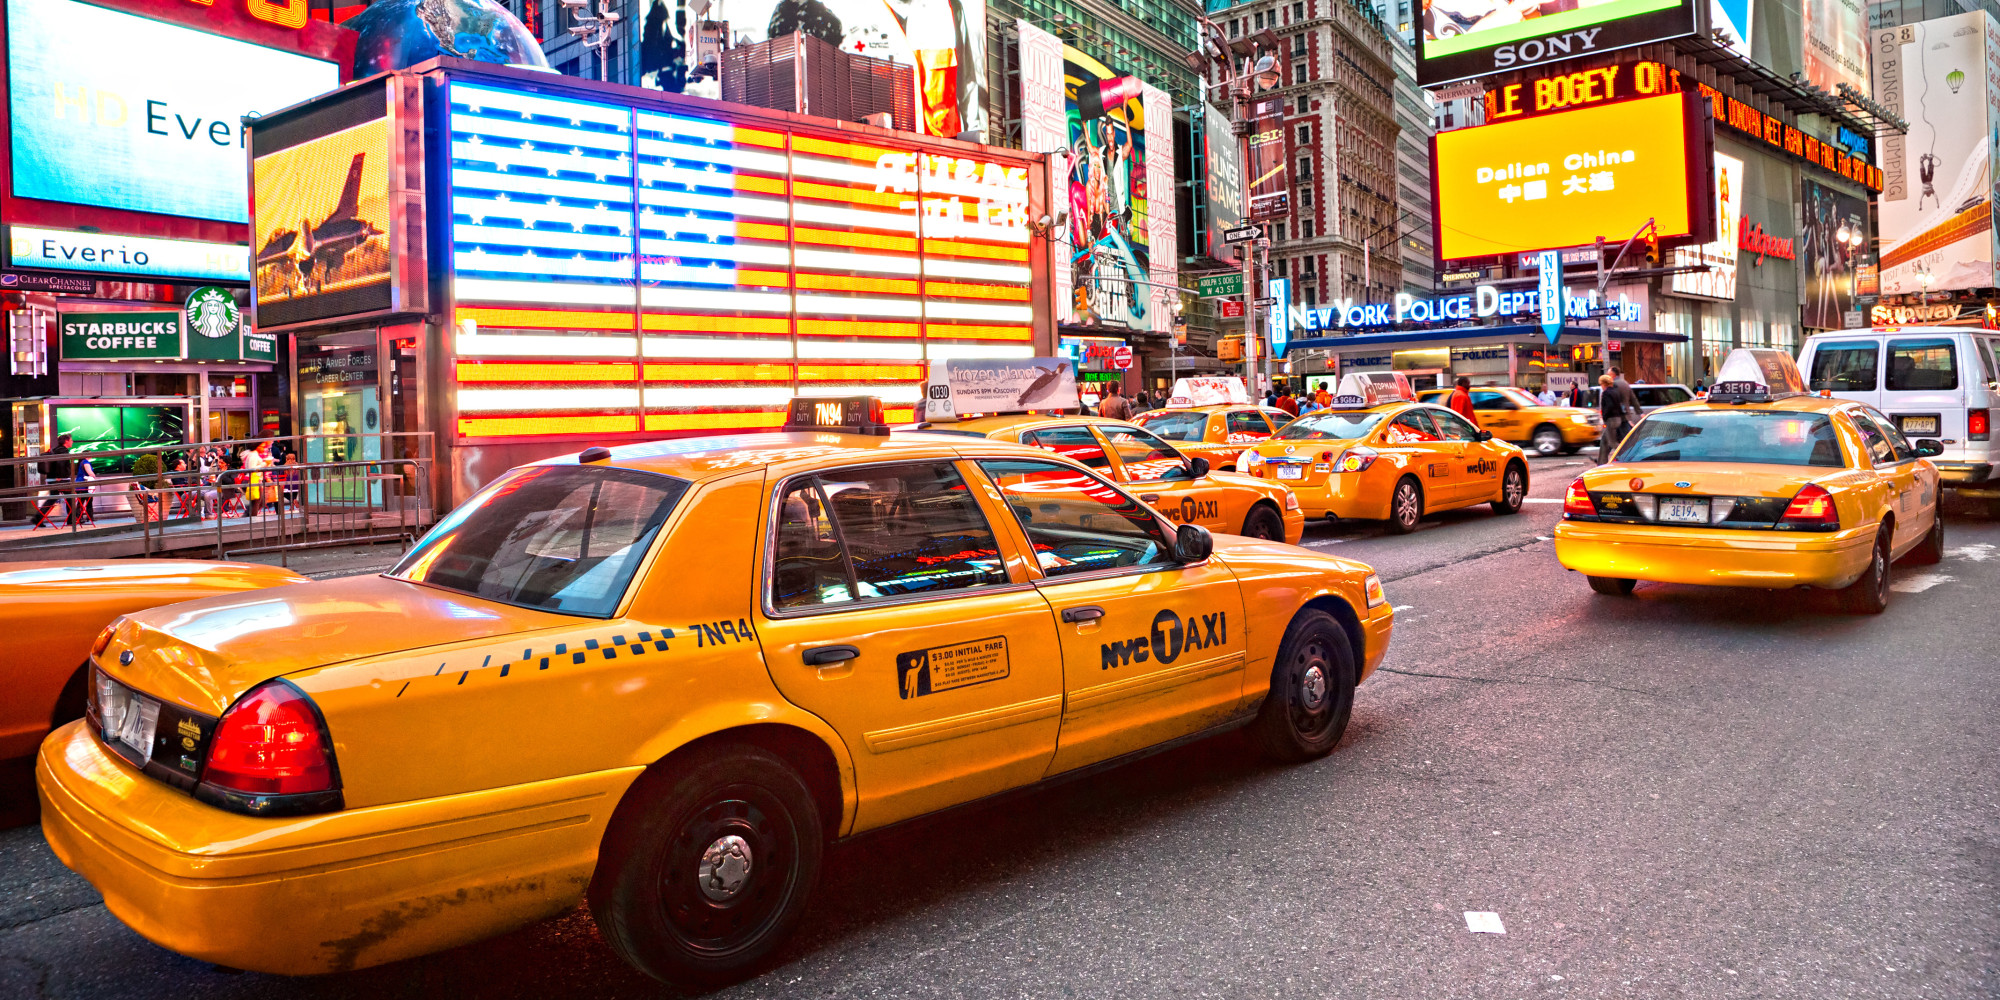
[1467,458,1496,476]
[1160,497,1219,524]
[1101,609,1228,670]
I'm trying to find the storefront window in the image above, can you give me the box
[298,333,383,504]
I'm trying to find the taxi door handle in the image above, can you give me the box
[1061,605,1105,624]
[1140,494,1161,502]
[802,645,859,666]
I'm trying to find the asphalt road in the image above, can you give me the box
[4,454,1997,999]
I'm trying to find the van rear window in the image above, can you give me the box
[1886,339,1957,391]
[1808,342,1878,391]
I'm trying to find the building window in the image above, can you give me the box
[1298,155,1311,179]
[1304,286,1318,307]
[1293,34,1307,55]
[1254,11,1265,28]
[1297,94,1310,114]
[1300,255,1317,275]
[1275,257,1289,277]
[1276,221,1289,241]
[1231,18,1241,37]
[1296,124,1311,144]
[1300,186,1312,207]
[1294,1,1306,19]
[1292,61,1306,83]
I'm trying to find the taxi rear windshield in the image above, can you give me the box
[1614,411,1846,468]
[1274,411,1388,440]
[390,465,688,617]
[1132,410,1209,441]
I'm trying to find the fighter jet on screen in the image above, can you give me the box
[257,152,384,294]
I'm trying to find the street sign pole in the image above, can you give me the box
[1537,249,1562,346]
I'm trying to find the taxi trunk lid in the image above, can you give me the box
[100,574,576,717]
[1580,463,1834,499]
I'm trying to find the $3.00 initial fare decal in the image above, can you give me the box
[897,636,1010,699]
[1100,609,1227,670]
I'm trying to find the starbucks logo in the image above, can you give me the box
[185,287,240,341]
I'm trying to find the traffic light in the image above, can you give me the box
[1641,226,1660,266]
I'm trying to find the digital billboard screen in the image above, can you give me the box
[1431,90,1712,262]
[5,0,340,223]
[1418,0,1698,86]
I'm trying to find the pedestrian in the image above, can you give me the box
[1313,382,1332,409]
[1536,384,1558,406]
[1446,376,1480,426]
[32,432,75,528]
[1277,390,1299,416]
[240,440,273,518]
[1597,373,1642,464]
[1097,384,1134,421]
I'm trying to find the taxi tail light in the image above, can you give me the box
[1970,408,1990,441]
[198,680,341,811]
[1779,484,1840,528]
[1562,477,1596,516]
[1333,446,1378,472]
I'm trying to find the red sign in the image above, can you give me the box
[1220,299,1245,318]
[1739,219,1796,264]
[1607,340,1623,352]
[1110,345,1134,370]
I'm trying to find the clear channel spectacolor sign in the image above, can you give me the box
[60,311,183,360]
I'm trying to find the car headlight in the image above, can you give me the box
[1364,573,1386,608]
[1569,414,1592,424]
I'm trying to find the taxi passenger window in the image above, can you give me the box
[1021,426,1110,468]
[390,466,687,618]
[1226,410,1273,438]
[770,463,1008,611]
[1131,409,1208,441]
[1384,410,1441,444]
[1429,409,1481,442]
[1808,343,1879,392]
[977,459,1174,577]
[1101,425,1194,483]
[1855,409,1909,464]
[1469,390,1514,410]
[1850,413,1896,466]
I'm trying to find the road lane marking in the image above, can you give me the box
[1890,572,1954,593]
[1945,543,1993,562]
[1521,498,1563,504]
[1465,911,1506,934]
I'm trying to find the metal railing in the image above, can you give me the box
[0,433,435,561]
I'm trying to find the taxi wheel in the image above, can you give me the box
[1839,530,1892,615]
[1491,464,1527,515]
[1530,425,1564,456]
[1904,511,1944,566]
[1250,610,1357,762]
[590,744,824,987]
[1386,478,1423,534]
[1242,504,1286,541]
[1586,576,1636,596]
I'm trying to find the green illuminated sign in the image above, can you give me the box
[60,311,183,360]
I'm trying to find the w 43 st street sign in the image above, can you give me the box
[1196,273,1244,298]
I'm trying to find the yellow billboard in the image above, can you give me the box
[1433,92,1706,262]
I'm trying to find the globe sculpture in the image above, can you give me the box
[347,0,550,79]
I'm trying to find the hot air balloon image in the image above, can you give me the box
[1948,68,1966,93]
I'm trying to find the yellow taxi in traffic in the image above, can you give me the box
[1415,386,1600,456]
[918,412,1306,544]
[0,560,308,765]
[1238,373,1531,533]
[39,397,1393,988]
[1555,349,1944,612]
[1130,376,1294,470]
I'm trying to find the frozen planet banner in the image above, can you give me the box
[635,0,988,141]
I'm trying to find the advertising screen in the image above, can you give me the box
[1432,91,1711,262]
[1871,14,2000,295]
[1419,0,1698,85]
[8,226,249,283]
[250,81,405,329]
[1801,178,1868,329]
[1202,104,1243,264]
[5,0,339,223]
[1802,0,1868,97]
[1667,151,1744,300]
[444,79,1038,440]
[53,405,186,473]
[635,0,986,141]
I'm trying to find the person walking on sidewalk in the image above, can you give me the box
[1446,376,1480,427]
[32,433,76,528]
[1597,373,1641,464]
[1097,384,1134,421]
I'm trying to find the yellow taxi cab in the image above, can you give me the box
[1129,376,1294,470]
[40,396,1393,988]
[1238,372,1531,534]
[914,369,1305,544]
[0,560,308,765]
[1555,348,1945,612]
[1415,385,1600,456]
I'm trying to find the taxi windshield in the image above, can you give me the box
[1615,410,1847,468]
[1132,409,1209,441]
[1274,411,1388,441]
[390,465,689,617]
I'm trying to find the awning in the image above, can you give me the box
[1285,324,1689,355]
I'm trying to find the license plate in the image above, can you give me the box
[1275,465,1304,480]
[102,683,160,764]
[1899,416,1938,435]
[1658,498,1710,524]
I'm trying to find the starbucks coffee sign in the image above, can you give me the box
[60,311,184,360]
[184,286,276,362]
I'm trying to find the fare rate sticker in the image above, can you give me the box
[897,636,1009,699]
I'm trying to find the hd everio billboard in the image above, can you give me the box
[1431,90,1714,263]
[1419,0,1700,86]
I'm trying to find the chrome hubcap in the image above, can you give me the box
[697,834,754,901]
[1398,488,1417,521]
[1300,664,1328,710]
[1506,472,1524,503]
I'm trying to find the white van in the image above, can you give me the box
[1796,328,2000,510]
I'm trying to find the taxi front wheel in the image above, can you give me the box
[1250,610,1357,762]
[1587,576,1637,596]
[590,744,824,988]
[1242,504,1286,541]
[1491,464,1526,515]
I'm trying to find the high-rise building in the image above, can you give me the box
[1386,34,1434,295]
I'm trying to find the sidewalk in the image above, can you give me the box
[228,538,413,579]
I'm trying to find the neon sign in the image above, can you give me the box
[1738,219,1795,264]
[1274,284,1642,336]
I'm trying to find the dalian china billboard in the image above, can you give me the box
[1431,90,1714,263]
[443,75,1042,440]
[1871,13,2000,294]
[1016,23,1178,334]
[635,0,987,141]
[1418,0,1698,85]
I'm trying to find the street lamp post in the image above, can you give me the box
[1197,19,1280,393]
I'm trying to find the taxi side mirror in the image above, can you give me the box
[1187,455,1211,478]
[1173,523,1213,562]
[1475,430,1494,442]
[1912,438,1944,458]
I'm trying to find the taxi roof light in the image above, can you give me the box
[1165,376,1251,408]
[1778,484,1840,529]
[199,680,340,803]
[1562,476,1596,516]
[1707,348,1809,404]
[782,396,891,436]
[1327,372,1415,410]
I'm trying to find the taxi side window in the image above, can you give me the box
[770,463,1008,611]
[1856,409,1909,464]
[1384,410,1441,444]
[1470,390,1514,410]
[977,459,1174,577]
[1429,408,1482,443]
[1226,410,1272,437]
[1101,425,1194,483]
[1021,426,1110,469]
[1849,412,1897,466]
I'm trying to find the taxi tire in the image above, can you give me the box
[1250,610,1357,762]
[1491,463,1527,515]
[1838,530,1892,615]
[1241,504,1286,541]
[590,743,824,988]
[1586,576,1636,596]
[1387,478,1423,534]
[1904,511,1944,566]
[1530,425,1564,456]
